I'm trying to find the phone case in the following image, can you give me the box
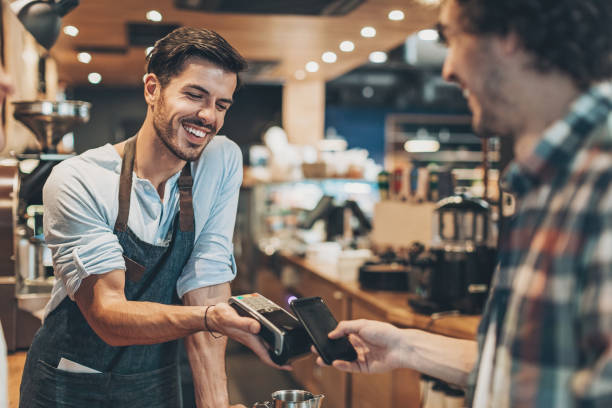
[290,296,356,365]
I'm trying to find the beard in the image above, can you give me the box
[469,46,515,139]
[152,93,216,162]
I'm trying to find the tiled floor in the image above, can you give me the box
[7,340,298,407]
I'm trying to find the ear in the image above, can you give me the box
[143,73,160,106]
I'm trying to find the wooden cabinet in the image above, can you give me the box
[350,298,420,408]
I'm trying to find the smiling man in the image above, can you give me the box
[316,0,612,407]
[19,27,285,408]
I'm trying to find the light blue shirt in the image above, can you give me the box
[42,136,242,317]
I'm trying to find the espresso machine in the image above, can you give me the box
[0,100,90,351]
[410,194,498,314]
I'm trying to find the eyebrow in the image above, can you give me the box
[185,84,234,105]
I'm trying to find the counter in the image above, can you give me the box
[254,251,480,408]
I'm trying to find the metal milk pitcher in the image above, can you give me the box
[253,390,324,408]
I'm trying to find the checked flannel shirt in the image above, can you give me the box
[467,82,612,408]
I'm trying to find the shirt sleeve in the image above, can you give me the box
[43,161,125,300]
[572,181,612,406]
[176,140,243,297]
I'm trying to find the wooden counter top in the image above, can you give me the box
[278,253,480,340]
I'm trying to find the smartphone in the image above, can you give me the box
[290,296,357,365]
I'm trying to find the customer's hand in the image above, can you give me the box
[230,404,247,408]
[206,302,292,371]
[315,319,407,374]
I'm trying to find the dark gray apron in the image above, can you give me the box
[20,136,196,407]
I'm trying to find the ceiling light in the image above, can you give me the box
[146,10,162,22]
[388,10,405,21]
[369,51,387,63]
[321,51,337,63]
[294,70,306,80]
[88,72,102,84]
[360,26,376,38]
[305,61,319,73]
[63,25,79,37]
[146,46,154,56]
[362,86,374,98]
[77,52,91,64]
[339,40,355,52]
[418,29,439,41]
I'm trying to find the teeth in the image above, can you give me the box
[463,89,470,98]
[184,125,206,138]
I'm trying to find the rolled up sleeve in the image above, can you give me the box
[177,141,242,298]
[43,162,125,299]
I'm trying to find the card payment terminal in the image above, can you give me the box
[229,293,311,365]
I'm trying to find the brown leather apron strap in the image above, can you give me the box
[178,164,194,232]
[114,136,137,232]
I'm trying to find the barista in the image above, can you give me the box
[319,0,612,407]
[19,27,288,408]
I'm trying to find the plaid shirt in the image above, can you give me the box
[467,82,612,407]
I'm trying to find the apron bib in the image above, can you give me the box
[20,137,196,407]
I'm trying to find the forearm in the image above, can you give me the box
[74,270,207,346]
[183,283,232,408]
[403,329,478,387]
[84,299,206,346]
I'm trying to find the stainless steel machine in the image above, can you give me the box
[0,100,90,351]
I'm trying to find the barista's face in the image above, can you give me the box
[146,57,236,161]
[438,0,514,137]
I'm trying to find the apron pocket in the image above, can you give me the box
[36,359,108,407]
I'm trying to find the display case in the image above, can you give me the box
[233,179,379,292]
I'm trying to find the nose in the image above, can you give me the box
[196,103,215,125]
[441,49,458,85]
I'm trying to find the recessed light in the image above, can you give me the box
[146,10,162,22]
[88,72,102,84]
[418,29,439,41]
[146,46,154,56]
[362,86,374,98]
[360,26,376,38]
[369,51,388,63]
[339,41,355,52]
[305,61,319,73]
[63,25,79,37]
[388,10,405,21]
[77,52,91,64]
[321,51,337,63]
[294,70,306,80]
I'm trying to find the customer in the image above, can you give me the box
[320,0,612,407]
[20,27,287,408]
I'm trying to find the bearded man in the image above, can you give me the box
[19,27,284,408]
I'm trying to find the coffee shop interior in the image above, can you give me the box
[0,0,515,407]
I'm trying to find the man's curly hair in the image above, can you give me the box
[454,0,612,89]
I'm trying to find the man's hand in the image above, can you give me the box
[229,405,247,408]
[315,319,406,374]
[206,303,292,371]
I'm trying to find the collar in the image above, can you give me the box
[502,82,612,197]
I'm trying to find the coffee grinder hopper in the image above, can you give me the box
[12,100,91,152]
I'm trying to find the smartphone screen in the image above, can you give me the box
[290,296,357,365]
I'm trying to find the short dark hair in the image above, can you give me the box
[452,0,612,89]
[146,27,248,90]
